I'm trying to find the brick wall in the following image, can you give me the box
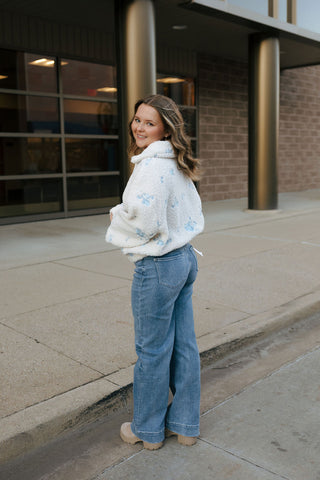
[279,65,320,191]
[198,54,248,201]
[198,54,320,201]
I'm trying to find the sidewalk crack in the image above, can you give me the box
[199,438,291,479]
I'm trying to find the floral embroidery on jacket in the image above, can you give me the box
[137,193,154,206]
[105,140,204,262]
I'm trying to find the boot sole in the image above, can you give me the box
[165,429,197,446]
[120,424,163,450]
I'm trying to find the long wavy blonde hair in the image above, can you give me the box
[128,94,200,181]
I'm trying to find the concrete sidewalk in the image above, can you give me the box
[100,345,320,480]
[1,189,320,464]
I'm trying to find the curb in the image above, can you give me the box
[1,290,320,465]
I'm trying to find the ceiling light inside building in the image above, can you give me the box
[97,87,117,92]
[29,58,68,67]
[157,77,185,84]
[172,25,187,30]
[0,75,8,80]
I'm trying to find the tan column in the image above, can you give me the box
[248,34,280,210]
[116,0,157,185]
[268,0,278,18]
[287,0,297,24]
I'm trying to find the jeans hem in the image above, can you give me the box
[131,422,165,444]
[166,421,200,437]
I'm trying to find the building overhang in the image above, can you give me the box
[156,0,320,69]
[0,0,319,69]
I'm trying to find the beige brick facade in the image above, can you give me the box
[198,55,320,201]
[279,65,320,192]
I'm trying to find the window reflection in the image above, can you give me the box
[180,108,196,138]
[157,75,195,106]
[25,54,58,93]
[67,175,120,210]
[0,50,57,93]
[65,138,118,172]
[64,99,117,135]
[0,138,61,175]
[0,178,63,217]
[61,59,117,99]
[157,75,196,138]
[191,140,197,157]
[0,94,60,133]
[0,49,121,221]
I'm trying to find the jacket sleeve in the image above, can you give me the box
[106,160,165,248]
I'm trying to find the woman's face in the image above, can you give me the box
[131,103,167,149]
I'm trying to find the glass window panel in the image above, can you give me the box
[297,0,320,33]
[67,175,120,211]
[64,99,117,135]
[0,50,57,93]
[0,178,63,217]
[61,59,117,99]
[0,94,60,133]
[191,140,197,157]
[0,137,61,175]
[228,0,268,16]
[157,76,195,106]
[25,53,58,93]
[0,50,25,90]
[65,138,118,173]
[181,108,196,138]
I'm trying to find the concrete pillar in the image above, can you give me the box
[248,34,280,210]
[115,0,157,185]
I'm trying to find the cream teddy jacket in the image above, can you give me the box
[105,140,204,262]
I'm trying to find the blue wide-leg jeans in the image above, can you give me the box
[131,244,200,444]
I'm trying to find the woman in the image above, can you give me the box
[106,94,204,450]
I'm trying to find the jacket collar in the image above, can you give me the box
[131,141,175,164]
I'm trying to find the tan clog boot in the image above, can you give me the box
[166,429,197,446]
[120,422,163,450]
